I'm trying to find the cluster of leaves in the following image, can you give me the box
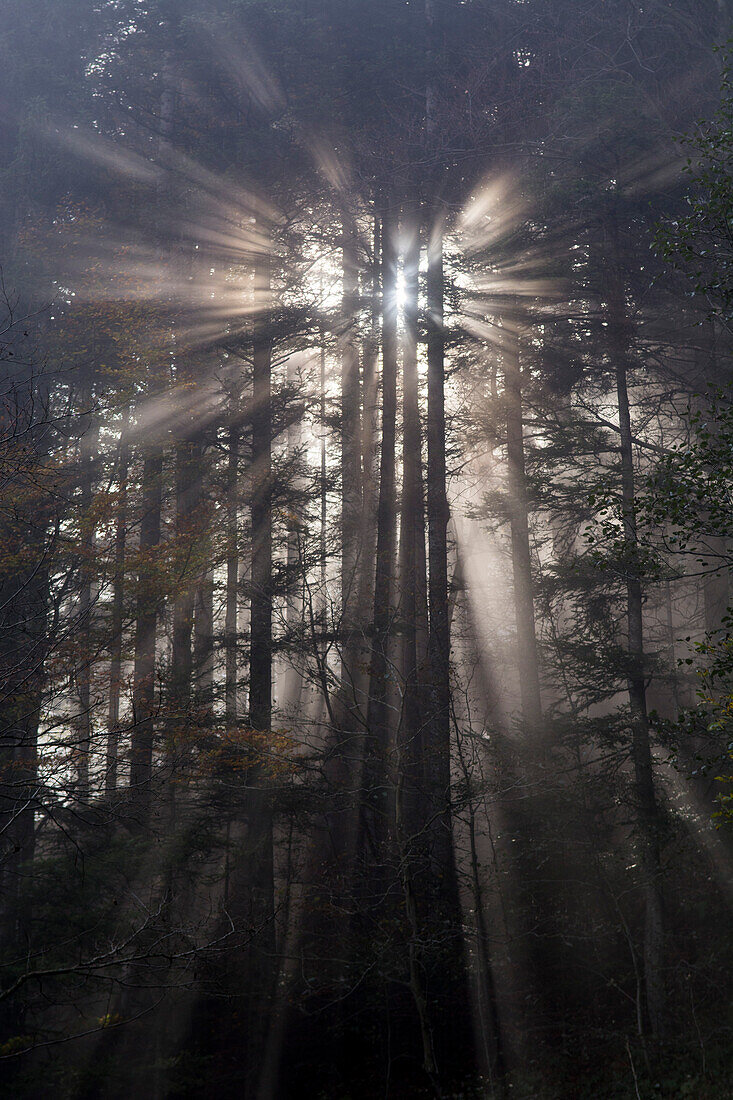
[653,47,733,331]
[684,615,733,826]
[641,391,733,548]
[633,396,733,825]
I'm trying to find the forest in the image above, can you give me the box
[0,1,732,1097]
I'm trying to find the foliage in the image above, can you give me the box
[654,46,733,331]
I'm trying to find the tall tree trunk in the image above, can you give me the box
[244,247,276,1089]
[167,436,201,800]
[425,214,453,881]
[225,420,240,730]
[348,209,381,800]
[425,207,476,1084]
[396,209,439,1087]
[280,358,304,716]
[106,406,130,796]
[0,376,51,1042]
[503,317,542,735]
[456,714,507,1092]
[194,563,215,713]
[399,208,428,834]
[340,216,363,678]
[76,398,99,800]
[323,215,365,864]
[320,313,328,593]
[127,54,176,819]
[361,197,398,867]
[129,449,164,817]
[0,540,45,956]
[607,217,665,1038]
[360,211,381,616]
[700,325,730,634]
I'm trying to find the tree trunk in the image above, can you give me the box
[245,247,276,1088]
[129,449,164,817]
[0,539,45,955]
[225,420,240,730]
[194,563,215,713]
[106,406,130,796]
[127,54,176,818]
[76,398,99,800]
[425,207,477,1083]
[361,197,398,867]
[425,214,453,880]
[340,216,363,675]
[281,360,305,716]
[167,437,201,796]
[399,208,428,835]
[607,221,665,1038]
[359,210,381,617]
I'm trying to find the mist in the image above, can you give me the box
[1,2,732,1098]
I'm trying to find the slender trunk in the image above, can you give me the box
[0,374,52,960]
[225,421,240,729]
[341,216,362,673]
[321,216,365,866]
[167,437,201,794]
[194,564,215,712]
[360,210,381,613]
[503,318,542,734]
[425,214,452,878]
[0,537,45,955]
[127,57,175,818]
[282,221,379,1084]
[466,792,507,1093]
[399,209,427,833]
[245,248,276,1086]
[250,249,274,751]
[129,450,164,816]
[425,209,476,1083]
[361,198,398,865]
[607,221,665,1037]
[701,324,730,634]
[320,318,327,593]
[397,209,440,1090]
[395,762,440,1090]
[76,401,99,799]
[106,407,130,795]
[281,360,304,715]
[664,581,682,715]
[351,208,381,762]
